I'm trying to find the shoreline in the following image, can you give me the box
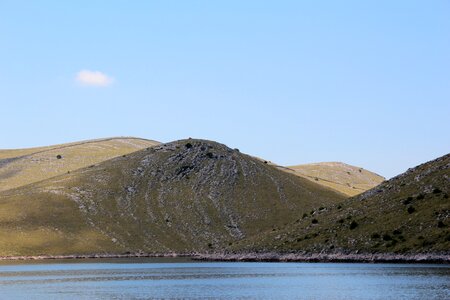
[193,252,450,264]
[0,253,193,261]
[0,252,449,264]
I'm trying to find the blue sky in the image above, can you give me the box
[1,1,449,178]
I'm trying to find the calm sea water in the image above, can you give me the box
[0,258,448,299]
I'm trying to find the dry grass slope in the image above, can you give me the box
[279,162,385,196]
[0,139,345,256]
[0,137,159,192]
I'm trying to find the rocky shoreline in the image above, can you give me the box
[0,253,192,261]
[0,252,449,264]
[194,252,450,264]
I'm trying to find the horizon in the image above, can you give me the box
[1,1,449,179]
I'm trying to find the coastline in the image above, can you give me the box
[1,252,449,264]
[193,252,450,264]
[0,253,192,261]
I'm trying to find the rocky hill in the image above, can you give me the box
[0,139,344,256]
[232,153,449,255]
[0,137,159,192]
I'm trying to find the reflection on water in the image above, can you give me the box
[0,259,448,299]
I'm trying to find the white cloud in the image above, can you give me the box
[75,70,114,87]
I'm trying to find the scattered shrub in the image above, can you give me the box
[399,247,410,252]
[311,219,318,224]
[302,213,308,219]
[407,206,416,214]
[393,229,402,235]
[337,205,342,209]
[382,234,392,241]
[206,152,214,159]
[371,233,380,239]
[403,197,413,205]
[349,221,358,230]
[56,155,62,159]
[185,143,193,149]
[421,239,434,247]
[338,219,344,224]
[416,194,425,200]
[437,221,445,228]
[386,240,397,247]
[433,188,442,194]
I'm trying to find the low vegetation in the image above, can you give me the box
[230,153,449,255]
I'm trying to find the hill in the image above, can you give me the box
[277,162,384,197]
[0,139,345,256]
[0,137,159,192]
[231,153,450,255]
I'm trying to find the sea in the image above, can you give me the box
[0,258,448,299]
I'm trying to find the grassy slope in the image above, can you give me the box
[0,139,344,256]
[278,162,385,197]
[0,137,159,192]
[231,154,450,254]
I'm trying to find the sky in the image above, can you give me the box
[0,1,449,178]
